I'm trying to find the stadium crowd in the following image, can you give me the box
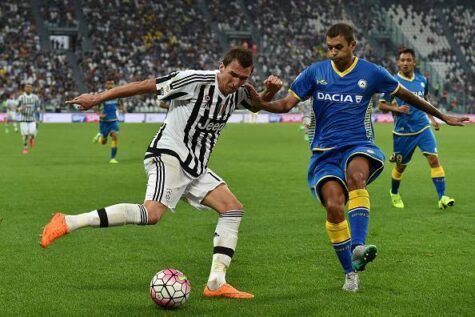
[445,4,475,112]
[0,2,77,111]
[40,0,78,28]
[0,0,473,113]
[208,0,249,32]
[78,0,221,112]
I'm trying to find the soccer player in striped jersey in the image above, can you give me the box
[246,23,468,292]
[4,93,19,133]
[18,84,41,154]
[92,80,126,163]
[379,48,455,210]
[41,48,283,299]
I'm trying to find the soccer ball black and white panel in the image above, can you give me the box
[150,268,191,308]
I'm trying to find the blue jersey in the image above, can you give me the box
[99,99,120,121]
[290,58,400,150]
[381,72,430,135]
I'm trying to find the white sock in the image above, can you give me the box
[207,210,243,290]
[65,203,149,232]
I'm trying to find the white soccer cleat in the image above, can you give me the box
[342,272,359,292]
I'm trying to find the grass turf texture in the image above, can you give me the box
[0,123,473,316]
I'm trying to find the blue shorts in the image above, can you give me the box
[392,128,437,165]
[99,120,119,137]
[307,143,385,203]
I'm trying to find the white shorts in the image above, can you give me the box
[7,111,16,121]
[144,154,225,210]
[20,122,37,136]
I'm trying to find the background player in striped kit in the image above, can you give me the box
[4,92,18,133]
[41,48,283,299]
[92,79,126,163]
[17,84,41,154]
[379,48,455,209]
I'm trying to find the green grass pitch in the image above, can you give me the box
[0,123,473,316]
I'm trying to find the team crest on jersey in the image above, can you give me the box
[355,95,363,103]
[358,79,367,89]
[160,84,171,96]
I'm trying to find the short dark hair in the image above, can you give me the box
[326,23,355,43]
[398,47,416,59]
[222,47,253,68]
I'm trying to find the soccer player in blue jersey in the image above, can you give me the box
[246,23,468,292]
[92,80,126,163]
[378,48,454,209]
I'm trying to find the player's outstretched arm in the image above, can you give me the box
[66,79,156,110]
[394,86,469,126]
[246,84,299,113]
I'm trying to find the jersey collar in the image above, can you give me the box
[397,72,415,82]
[331,57,359,77]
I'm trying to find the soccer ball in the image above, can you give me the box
[150,268,191,308]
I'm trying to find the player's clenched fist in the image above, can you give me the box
[263,75,283,94]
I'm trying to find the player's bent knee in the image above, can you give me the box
[325,200,344,213]
[427,155,440,167]
[324,198,345,221]
[144,201,167,224]
[346,171,367,189]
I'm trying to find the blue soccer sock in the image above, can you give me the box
[111,140,118,159]
[348,189,370,251]
[431,166,446,199]
[391,167,403,194]
[326,220,353,273]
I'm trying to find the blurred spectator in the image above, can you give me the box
[40,0,78,28]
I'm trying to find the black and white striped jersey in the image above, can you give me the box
[18,93,41,122]
[145,70,252,178]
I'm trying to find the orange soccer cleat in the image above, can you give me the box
[203,283,254,299]
[40,213,69,248]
